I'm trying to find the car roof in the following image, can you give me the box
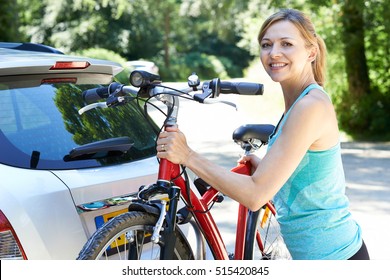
[0,44,123,77]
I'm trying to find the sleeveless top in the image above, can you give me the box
[267,84,362,259]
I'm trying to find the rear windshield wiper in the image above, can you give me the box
[64,137,134,161]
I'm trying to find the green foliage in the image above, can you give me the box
[364,0,390,95]
[333,0,390,140]
[335,87,390,140]
[0,0,22,41]
[192,34,253,78]
[155,52,229,81]
[13,0,254,83]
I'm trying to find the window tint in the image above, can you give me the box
[0,81,158,170]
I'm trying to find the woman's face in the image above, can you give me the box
[259,20,315,84]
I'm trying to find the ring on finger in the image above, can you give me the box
[161,144,166,152]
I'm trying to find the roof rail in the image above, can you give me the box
[0,42,64,54]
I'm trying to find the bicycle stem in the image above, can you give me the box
[157,94,180,181]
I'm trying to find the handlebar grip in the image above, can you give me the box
[82,82,124,104]
[82,87,109,103]
[219,81,264,96]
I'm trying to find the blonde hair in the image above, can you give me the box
[258,9,327,87]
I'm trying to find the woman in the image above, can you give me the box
[156,8,369,260]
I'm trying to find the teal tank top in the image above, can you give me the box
[267,84,362,260]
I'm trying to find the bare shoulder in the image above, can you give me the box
[285,88,339,150]
[297,88,333,114]
[288,88,335,127]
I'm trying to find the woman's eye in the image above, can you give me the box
[282,42,293,47]
[261,43,271,49]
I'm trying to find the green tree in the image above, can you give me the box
[16,0,253,80]
[335,0,390,139]
[0,0,22,41]
[340,0,370,98]
[158,0,254,79]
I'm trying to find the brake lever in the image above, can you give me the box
[203,98,238,110]
[79,94,135,115]
[78,102,108,115]
[193,80,213,102]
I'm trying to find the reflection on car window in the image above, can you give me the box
[0,83,158,170]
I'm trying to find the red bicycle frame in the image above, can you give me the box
[148,84,275,260]
[157,155,274,260]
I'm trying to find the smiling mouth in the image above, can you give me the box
[270,63,287,69]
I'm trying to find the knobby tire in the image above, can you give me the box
[77,211,194,260]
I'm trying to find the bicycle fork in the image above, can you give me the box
[135,177,181,260]
[158,182,181,260]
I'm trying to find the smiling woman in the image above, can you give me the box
[258,9,327,89]
[157,8,369,260]
[259,20,317,85]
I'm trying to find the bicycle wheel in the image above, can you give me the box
[77,211,194,260]
[244,203,291,260]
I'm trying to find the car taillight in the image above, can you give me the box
[50,61,90,70]
[41,77,78,84]
[0,210,27,260]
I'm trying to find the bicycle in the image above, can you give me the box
[76,70,291,260]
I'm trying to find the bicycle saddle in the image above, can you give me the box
[232,124,275,144]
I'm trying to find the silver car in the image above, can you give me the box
[0,43,159,259]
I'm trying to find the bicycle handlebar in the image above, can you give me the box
[79,72,264,115]
[219,81,264,96]
[82,86,109,104]
[190,78,263,103]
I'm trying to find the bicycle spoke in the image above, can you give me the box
[113,239,122,259]
[248,206,291,260]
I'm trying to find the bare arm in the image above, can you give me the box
[157,90,338,211]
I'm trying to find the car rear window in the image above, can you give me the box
[0,77,158,170]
